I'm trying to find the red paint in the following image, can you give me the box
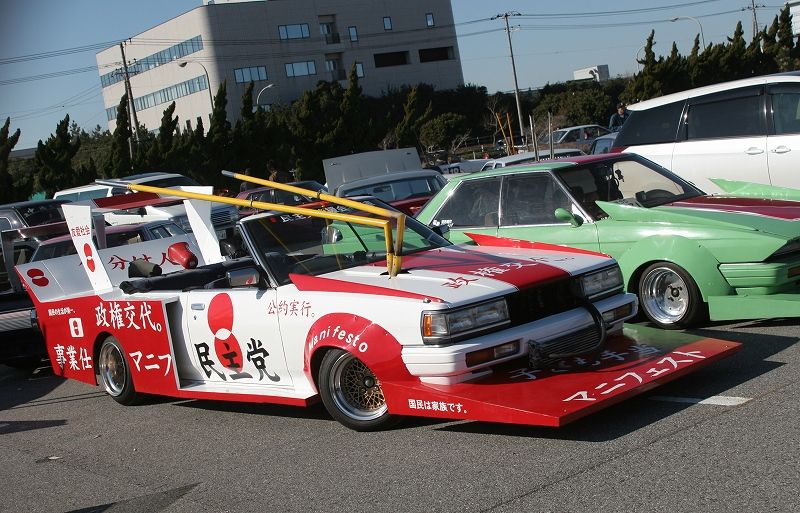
[83,243,96,272]
[382,334,741,427]
[394,247,573,288]
[26,268,49,287]
[208,293,243,371]
[93,192,182,210]
[289,273,443,302]
[466,232,610,257]
[669,196,800,220]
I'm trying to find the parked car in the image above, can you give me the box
[236,180,327,217]
[590,132,618,154]
[480,149,585,171]
[53,172,203,201]
[0,199,68,366]
[539,124,611,152]
[416,152,800,329]
[16,188,739,430]
[332,169,447,215]
[30,220,186,262]
[613,72,800,193]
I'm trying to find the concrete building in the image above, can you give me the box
[96,0,464,132]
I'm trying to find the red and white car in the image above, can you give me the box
[15,184,740,431]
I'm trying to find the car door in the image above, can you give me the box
[497,172,600,251]
[766,82,800,189]
[427,176,502,243]
[184,287,292,388]
[671,85,768,193]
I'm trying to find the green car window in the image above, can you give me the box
[500,173,571,226]
[432,177,501,227]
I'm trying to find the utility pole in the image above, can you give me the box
[119,42,140,149]
[751,0,759,40]
[492,12,525,150]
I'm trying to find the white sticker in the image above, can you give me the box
[69,317,84,338]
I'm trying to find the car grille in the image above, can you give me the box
[210,207,235,228]
[539,324,601,358]
[506,278,580,326]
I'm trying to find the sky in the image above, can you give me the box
[0,0,787,150]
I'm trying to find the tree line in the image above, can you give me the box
[2,6,797,202]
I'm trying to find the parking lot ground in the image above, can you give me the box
[1,319,798,513]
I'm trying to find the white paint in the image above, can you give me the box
[649,395,752,406]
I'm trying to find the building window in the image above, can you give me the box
[348,26,358,42]
[107,74,209,120]
[419,47,453,63]
[279,23,310,40]
[355,62,364,78]
[374,51,409,68]
[285,61,317,77]
[100,35,203,88]
[426,13,435,27]
[325,60,337,72]
[383,17,392,30]
[234,66,268,83]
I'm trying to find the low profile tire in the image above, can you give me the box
[97,336,141,405]
[638,262,706,329]
[318,349,400,431]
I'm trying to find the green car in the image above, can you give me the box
[415,153,800,329]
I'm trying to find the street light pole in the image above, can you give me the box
[492,11,525,150]
[179,60,214,112]
[671,16,705,48]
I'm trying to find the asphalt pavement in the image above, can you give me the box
[1,319,798,513]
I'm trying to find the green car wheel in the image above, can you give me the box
[638,263,707,329]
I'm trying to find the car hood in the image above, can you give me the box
[597,199,800,240]
[288,244,612,306]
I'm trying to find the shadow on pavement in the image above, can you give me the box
[65,483,200,513]
[0,361,68,411]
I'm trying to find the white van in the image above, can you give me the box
[613,72,800,193]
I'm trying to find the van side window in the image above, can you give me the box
[770,84,800,135]
[614,101,684,146]
[686,91,765,140]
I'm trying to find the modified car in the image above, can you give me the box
[15,178,739,430]
[416,153,800,329]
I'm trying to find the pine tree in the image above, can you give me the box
[0,117,21,203]
[34,115,81,197]
[106,94,132,178]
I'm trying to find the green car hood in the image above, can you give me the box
[710,179,800,201]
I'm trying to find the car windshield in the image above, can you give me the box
[18,204,65,226]
[553,156,704,215]
[241,199,451,285]
[143,176,201,188]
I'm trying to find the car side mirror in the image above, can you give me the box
[431,223,450,240]
[227,267,260,287]
[555,208,584,227]
[321,225,343,244]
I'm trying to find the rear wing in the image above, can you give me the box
[128,172,408,277]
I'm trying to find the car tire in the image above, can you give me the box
[638,262,706,329]
[318,349,400,431]
[97,336,142,405]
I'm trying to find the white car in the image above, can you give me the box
[479,148,585,171]
[16,185,739,431]
[613,72,800,193]
[53,172,202,202]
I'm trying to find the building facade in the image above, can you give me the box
[96,0,464,132]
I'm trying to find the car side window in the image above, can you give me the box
[0,217,11,231]
[432,178,501,227]
[615,101,684,146]
[500,174,571,226]
[770,84,800,135]
[686,88,766,140]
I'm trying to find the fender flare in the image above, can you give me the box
[615,235,732,301]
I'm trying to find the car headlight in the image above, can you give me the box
[577,265,623,299]
[421,298,510,344]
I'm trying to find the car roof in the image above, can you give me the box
[0,199,68,210]
[447,153,641,183]
[336,169,442,191]
[485,148,583,165]
[235,180,325,199]
[629,71,800,110]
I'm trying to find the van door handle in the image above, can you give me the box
[771,146,791,154]
[191,303,206,311]
[744,147,764,155]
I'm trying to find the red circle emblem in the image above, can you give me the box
[83,243,96,272]
[208,293,243,370]
[26,268,49,287]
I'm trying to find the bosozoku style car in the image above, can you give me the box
[15,177,739,431]
[416,153,800,329]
